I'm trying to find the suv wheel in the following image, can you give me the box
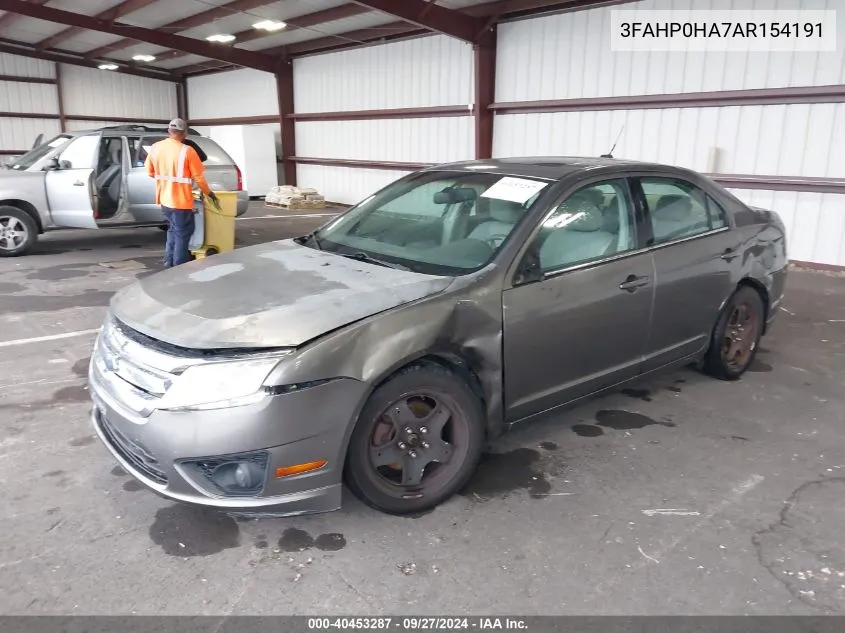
[0,206,37,257]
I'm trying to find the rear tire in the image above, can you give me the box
[344,364,485,515]
[702,286,765,381]
[0,206,38,257]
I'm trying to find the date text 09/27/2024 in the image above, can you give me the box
[307,618,529,631]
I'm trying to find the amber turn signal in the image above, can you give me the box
[275,460,327,478]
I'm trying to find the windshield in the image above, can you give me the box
[308,171,551,276]
[9,134,72,170]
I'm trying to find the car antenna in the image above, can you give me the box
[600,125,624,158]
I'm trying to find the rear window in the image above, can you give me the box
[133,135,233,166]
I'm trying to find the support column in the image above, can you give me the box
[177,77,188,120]
[473,26,496,160]
[55,63,66,132]
[276,58,296,186]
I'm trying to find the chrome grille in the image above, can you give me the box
[96,409,167,485]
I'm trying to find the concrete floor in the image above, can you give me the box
[1,202,845,615]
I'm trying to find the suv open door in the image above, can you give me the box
[45,133,100,229]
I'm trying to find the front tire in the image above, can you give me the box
[344,364,485,515]
[0,206,38,257]
[702,285,765,380]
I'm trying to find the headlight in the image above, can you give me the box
[157,354,288,412]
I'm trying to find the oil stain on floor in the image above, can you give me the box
[595,410,676,430]
[53,385,90,403]
[277,528,346,552]
[149,505,240,557]
[71,357,91,378]
[68,436,95,447]
[748,359,774,372]
[460,448,552,499]
[572,424,604,437]
[573,410,677,437]
[620,388,653,402]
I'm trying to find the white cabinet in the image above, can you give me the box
[207,124,278,196]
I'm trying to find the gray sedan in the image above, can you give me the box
[88,157,788,516]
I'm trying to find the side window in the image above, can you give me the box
[707,196,728,229]
[126,137,144,167]
[534,180,637,272]
[640,178,723,244]
[136,136,166,164]
[56,135,100,169]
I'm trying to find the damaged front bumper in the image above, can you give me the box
[87,318,368,516]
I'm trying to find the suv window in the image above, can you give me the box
[640,177,727,244]
[132,135,233,166]
[10,134,71,170]
[534,179,637,271]
[57,134,100,170]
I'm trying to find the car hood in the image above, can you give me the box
[109,240,453,349]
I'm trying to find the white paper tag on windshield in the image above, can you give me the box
[480,177,548,204]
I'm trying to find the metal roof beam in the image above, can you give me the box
[0,39,180,81]
[0,0,48,31]
[348,0,485,42]
[0,0,279,72]
[157,3,370,63]
[35,0,160,50]
[84,0,278,59]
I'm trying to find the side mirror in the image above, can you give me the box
[514,249,543,286]
[44,156,60,171]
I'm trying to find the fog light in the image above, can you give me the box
[212,461,265,493]
[186,451,269,497]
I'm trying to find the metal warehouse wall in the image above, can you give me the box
[186,69,283,166]
[59,65,176,122]
[188,68,278,120]
[0,52,60,158]
[292,35,474,204]
[493,0,845,267]
[0,51,178,161]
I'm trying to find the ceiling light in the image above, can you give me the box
[132,54,156,62]
[206,33,236,43]
[253,19,287,32]
[98,63,118,70]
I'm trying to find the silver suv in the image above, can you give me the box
[0,125,249,256]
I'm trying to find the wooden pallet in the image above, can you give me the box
[265,200,327,211]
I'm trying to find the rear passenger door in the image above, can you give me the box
[502,178,655,421]
[632,176,740,372]
[125,135,165,222]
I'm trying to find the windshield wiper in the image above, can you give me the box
[300,231,322,250]
[342,251,411,271]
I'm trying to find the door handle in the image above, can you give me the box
[720,248,739,262]
[619,274,650,292]
[73,180,84,186]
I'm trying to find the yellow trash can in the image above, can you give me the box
[190,191,238,259]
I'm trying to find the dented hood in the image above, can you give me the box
[109,240,453,349]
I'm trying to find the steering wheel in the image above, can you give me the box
[485,234,507,249]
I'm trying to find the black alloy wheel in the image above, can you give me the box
[345,365,484,515]
[703,285,765,380]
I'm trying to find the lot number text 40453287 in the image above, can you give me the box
[307,617,529,631]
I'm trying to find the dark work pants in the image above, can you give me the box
[162,206,195,267]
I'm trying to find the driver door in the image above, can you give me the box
[502,178,655,421]
[45,133,101,229]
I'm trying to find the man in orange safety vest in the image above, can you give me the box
[145,118,219,267]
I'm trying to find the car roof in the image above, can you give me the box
[426,157,698,181]
[68,126,205,137]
